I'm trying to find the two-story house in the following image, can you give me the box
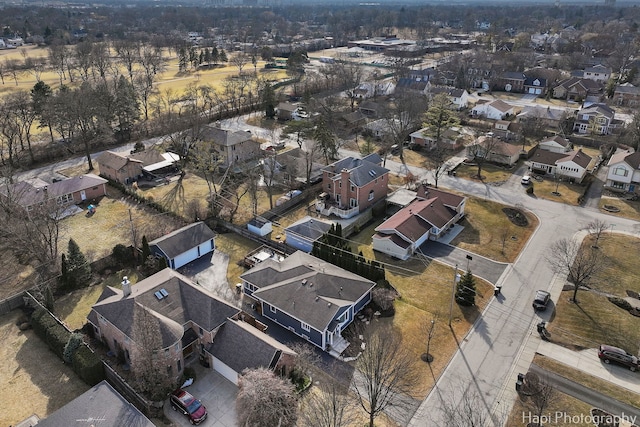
[572,103,616,135]
[428,86,470,110]
[241,251,376,353]
[605,150,640,193]
[583,64,611,83]
[495,72,526,93]
[316,153,389,219]
[524,77,547,96]
[614,84,640,107]
[200,124,261,169]
[552,77,603,101]
[372,185,466,260]
[87,269,295,386]
[97,150,180,184]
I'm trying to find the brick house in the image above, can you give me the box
[316,153,389,219]
[552,77,603,101]
[495,72,526,93]
[97,151,143,184]
[614,84,640,107]
[200,124,261,169]
[87,269,294,386]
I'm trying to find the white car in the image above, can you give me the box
[521,175,531,185]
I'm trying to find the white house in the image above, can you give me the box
[583,64,611,83]
[149,222,216,269]
[471,99,516,120]
[605,150,640,193]
[428,86,470,110]
[529,147,594,183]
[538,135,572,153]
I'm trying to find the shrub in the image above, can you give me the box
[112,244,133,265]
[64,333,84,364]
[30,307,49,339]
[182,366,197,384]
[46,322,72,359]
[526,186,534,195]
[72,345,105,386]
[608,296,633,311]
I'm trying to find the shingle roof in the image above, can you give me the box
[0,174,107,207]
[608,150,640,170]
[376,197,456,239]
[285,216,333,240]
[129,148,167,166]
[37,381,154,427]
[97,151,142,171]
[540,135,571,148]
[578,103,615,118]
[323,156,389,187]
[518,106,566,121]
[240,251,375,331]
[89,268,240,345]
[501,72,526,80]
[614,84,640,95]
[149,222,216,260]
[206,318,295,374]
[558,149,592,169]
[416,185,465,209]
[200,124,253,146]
[430,86,465,98]
[488,99,514,113]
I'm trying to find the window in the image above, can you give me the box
[328,183,331,189]
[270,305,277,313]
[613,167,628,177]
[368,190,374,201]
[167,365,173,376]
[350,184,355,192]
[301,322,310,332]
[611,181,625,189]
[177,359,182,372]
[336,195,341,204]
[350,198,357,208]
[339,181,342,188]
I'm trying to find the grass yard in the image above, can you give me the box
[450,197,539,262]
[599,196,640,221]
[526,178,584,206]
[507,388,593,427]
[0,310,89,426]
[0,248,36,299]
[546,234,640,352]
[455,162,516,184]
[533,354,640,408]
[215,232,262,288]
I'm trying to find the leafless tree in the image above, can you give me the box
[90,42,113,82]
[114,40,141,83]
[299,382,356,427]
[353,326,419,427]
[231,52,250,75]
[586,219,609,249]
[424,144,455,189]
[5,59,22,86]
[546,237,604,303]
[75,41,94,82]
[522,371,556,427]
[438,380,508,427]
[130,302,176,401]
[47,43,67,85]
[381,92,428,165]
[467,133,501,179]
[237,367,298,427]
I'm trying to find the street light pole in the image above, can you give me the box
[449,263,459,327]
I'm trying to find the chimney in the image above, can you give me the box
[122,276,131,298]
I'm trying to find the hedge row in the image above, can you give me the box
[30,307,104,386]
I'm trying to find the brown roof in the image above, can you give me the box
[489,99,514,113]
[559,149,592,168]
[530,146,570,166]
[1,174,107,207]
[97,151,142,171]
[416,185,465,209]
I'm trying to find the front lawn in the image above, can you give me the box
[525,177,584,206]
[599,195,640,222]
[507,387,593,427]
[455,162,516,184]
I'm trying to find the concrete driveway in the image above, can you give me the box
[164,364,237,427]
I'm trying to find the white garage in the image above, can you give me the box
[149,222,216,270]
[211,356,239,385]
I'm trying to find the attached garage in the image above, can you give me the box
[211,356,239,385]
[149,222,216,270]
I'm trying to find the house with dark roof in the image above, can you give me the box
[200,124,261,169]
[276,102,297,121]
[285,216,333,253]
[97,149,180,184]
[583,64,611,83]
[206,317,295,384]
[36,381,154,427]
[316,153,389,219]
[573,103,616,135]
[517,105,567,129]
[524,77,547,96]
[428,86,469,109]
[538,135,572,153]
[605,150,640,193]
[372,185,466,260]
[495,72,526,93]
[240,251,375,352]
[614,84,640,107]
[0,174,107,213]
[552,77,603,101]
[409,127,464,150]
[149,222,216,269]
[528,145,594,183]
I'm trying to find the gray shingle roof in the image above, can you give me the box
[323,156,389,187]
[206,318,295,374]
[37,381,154,427]
[200,124,253,147]
[241,251,375,331]
[285,216,333,240]
[149,222,216,260]
[0,174,107,207]
[97,151,142,171]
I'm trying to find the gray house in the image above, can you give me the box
[149,222,216,269]
[241,251,376,352]
[284,216,333,253]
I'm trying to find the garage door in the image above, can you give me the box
[212,357,238,385]
[173,248,200,269]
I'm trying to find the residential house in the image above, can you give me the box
[0,174,107,212]
[428,86,470,109]
[492,120,518,141]
[538,135,572,153]
[552,77,603,101]
[372,185,466,260]
[495,72,525,93]
[467,137,522,166]
[340,111,367,130]
[605,150,640,193]
[408,68,437,83]
[149,221,216,269]
[200,124,261,169]
[270,147,324,187]
[97,149,180,184]
[471,99,516,120]
[285,216,333,253]
[583,64,611,83]
[528,147,594,183]
[395,77,429,95]
[409,127,464,150]
[614,84,640,107]
[241,251,376,352]
[36,381,154,427]
[316,153,389,219]
[517,105,568,129]
[572,103,616,135]
[276,102,297,121]
[524,77,547,96]
[206,317,296,385]
[358,100,384,118]
[364,119,396,139]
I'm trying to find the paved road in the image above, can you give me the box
[528,364,640,422]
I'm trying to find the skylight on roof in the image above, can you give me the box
[160,288,169,297]
[154,291,164,300]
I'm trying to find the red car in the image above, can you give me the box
[170,388,208,425]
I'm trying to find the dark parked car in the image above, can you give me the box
[598,345,639,372]
[532,290,551,311]
[170,389,208,425]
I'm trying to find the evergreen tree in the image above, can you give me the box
[455,270,476,307]
[44,285,55,313]
[66,239,92,289]
[141,235,151,262]
[157,257,168,270]
[219,48,228,63]
[211,46,219,64]
[260,81,276,119]
[60,253,69,288]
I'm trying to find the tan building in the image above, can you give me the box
[200,124,261,169]
[97,151,144,184]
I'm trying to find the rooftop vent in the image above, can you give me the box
[301,279,308,286]
[154,291,164,300]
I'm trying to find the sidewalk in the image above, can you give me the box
[536,340,640,394]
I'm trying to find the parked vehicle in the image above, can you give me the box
[170,388,208,425]
[598,345,639,372]
[532,290,550,311]
[521,175,532,185]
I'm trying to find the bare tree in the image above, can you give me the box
[382,91,429,165]
[353,326,419,427]
[522,371,556,427]
[546,237,604,303]
[300,382,356,427]
[231,52,250,75]
[467,134,501,179]
[47,43,67,85]
[438,381,507,427]
[586,219,609,249]
[423,144,455,189]
[237,367,298,427]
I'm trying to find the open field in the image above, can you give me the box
[0,310,89,426]
[547,234,640,353]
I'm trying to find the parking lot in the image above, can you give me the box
[164,363,237,427]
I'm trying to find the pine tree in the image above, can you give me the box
[219,48,228,63]
[455,270,476,307]
[141,235,151,264]
[60,253,69,288]
[66,239,92,289]
[44,285,55,313]
[157,257,168,270]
